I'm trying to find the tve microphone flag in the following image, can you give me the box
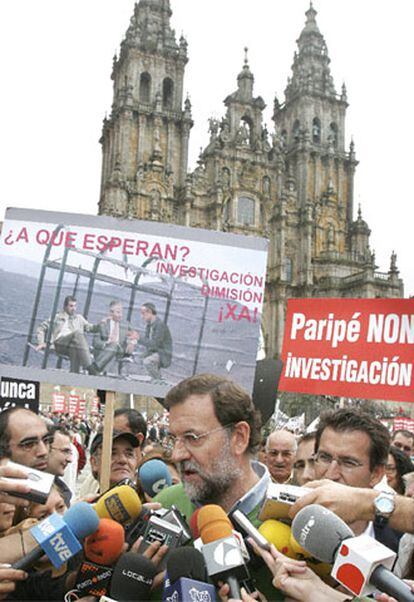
[12,502,99,570]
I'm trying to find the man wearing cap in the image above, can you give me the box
[136,302,172,382]
[89,430,140,491]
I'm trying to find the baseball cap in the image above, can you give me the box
[90,430,140,456]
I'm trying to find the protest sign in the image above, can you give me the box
[279,298,414,403]
[0,376,39,413]
[52,392,66,413]
[393,417,414,432]
[0,208,267,397]
[68,394,80,415]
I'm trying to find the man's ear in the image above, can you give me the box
[90,454,99,477]
[231,421,250,456]
[137,433,145,447]
[370,463,385,488]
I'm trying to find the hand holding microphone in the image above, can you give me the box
[0,463,32,507]
[12,501,99,571]
[0,565,28,601]
[292,504,414,602]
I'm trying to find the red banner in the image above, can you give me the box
[68,394,80,415]
[279,298,414,403]
[78,398,86,417]
[52,392,66,413]
[393,417,414,432]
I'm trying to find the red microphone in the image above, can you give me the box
[189,508,201,540]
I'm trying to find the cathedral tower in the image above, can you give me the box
[99,0,192,221]
[98,1,404,358]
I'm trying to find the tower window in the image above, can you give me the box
[162,78,174,110]
[237,196,255,226]
[292,120,300,143]
[329,122,338,147]
[222,197,231,223]
[312,117,321,143]
[139,72,151,103]
[284,257,293,283]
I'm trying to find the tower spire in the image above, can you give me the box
[285,3,336,101]
[121,0,179,58]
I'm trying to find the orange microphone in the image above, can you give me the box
[197,504,233,543]
[76,518,125,598]
[197,504,248,600]
[84,518,125,565]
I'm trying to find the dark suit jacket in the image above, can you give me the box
[374,522,403,553]
[140,317,172,368]
[92,318,130,357]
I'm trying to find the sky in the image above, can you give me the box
[0,0,413,296]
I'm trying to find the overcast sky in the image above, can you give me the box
[0,0,413,296]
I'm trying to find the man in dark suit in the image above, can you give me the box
[91,300,137,374]
[137,302,172,382]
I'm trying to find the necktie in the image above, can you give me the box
[110,320,119,343]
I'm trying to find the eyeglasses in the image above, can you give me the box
[314,450,364,471]
[17,434,53,451]
[51,446,73,457]
[165,424,234,450]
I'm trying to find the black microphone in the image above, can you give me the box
[292,504,414,602]
[163,548,216,601]
[105,551,157,601]
[12,501,99,570]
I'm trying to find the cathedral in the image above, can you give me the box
[98,0,403,358]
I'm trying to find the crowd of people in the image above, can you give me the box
[0,373,414,601]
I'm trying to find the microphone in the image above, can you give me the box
[189,508,201,540]
[139,459,172,498]
[94,485,142,528]
[292,504,414,601]
[258,518,300,559]
[76,519,125,598]
[12,501,99,570]
[84,518,125,565]
[198,504,250,600]
[162,548,216,602]
[106,551,157,601]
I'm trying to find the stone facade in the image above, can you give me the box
[98,0,403,357]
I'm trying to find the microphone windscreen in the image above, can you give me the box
[166,548,207,584]
[197,504,233,544]
[110,551,157,600]
[139,459,172,497]
[84,518,125,565]
[258,519,297,558]
[291,504,354,563]
[64,501,100,539]
[189,508,201,540]
[94,485,142,525]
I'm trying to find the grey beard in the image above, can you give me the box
[179,440,243,505]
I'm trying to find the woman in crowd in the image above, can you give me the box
[385,445,414,494]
